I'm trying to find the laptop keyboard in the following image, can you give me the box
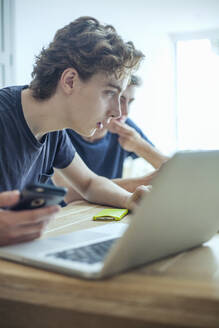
[47,238,118,264]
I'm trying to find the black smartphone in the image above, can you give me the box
[10,183,67,211]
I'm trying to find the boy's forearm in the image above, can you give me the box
[54,166,131,207]
[112,176,149,193]
[134,139,169,169]
[52,170,84,203]
[54,172,131,207]
[84,176,132,209]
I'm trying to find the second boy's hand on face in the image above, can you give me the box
[108,119,169,169]
[107,119,141,153]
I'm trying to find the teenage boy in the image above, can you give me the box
[0,16,146,246]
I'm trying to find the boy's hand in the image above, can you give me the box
[125,185,151,211]
[0,190,60,246]
[108,120,141,153]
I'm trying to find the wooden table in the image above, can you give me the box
[1,201,219,328]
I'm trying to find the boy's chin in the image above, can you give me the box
[80,127,97,138]
[88,128,97,137]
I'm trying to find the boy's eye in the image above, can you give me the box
[105,90,116,96]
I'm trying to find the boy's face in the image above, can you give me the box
[118,84,136,123]
[67,72,129,137]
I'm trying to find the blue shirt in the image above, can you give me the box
[0,86,75,191]
[66,119,153,179]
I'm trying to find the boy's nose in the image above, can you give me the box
[121,100,128,117]
[111,101,121,120]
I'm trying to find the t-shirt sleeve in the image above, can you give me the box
[126,118,154,159]
[53,130,76,169]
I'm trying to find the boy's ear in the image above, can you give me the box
[60,68,79,94]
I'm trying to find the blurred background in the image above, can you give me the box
[1,0,219,159]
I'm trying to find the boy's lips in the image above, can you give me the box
[96,122,103,129]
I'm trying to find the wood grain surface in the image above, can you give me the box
[1,201,219,328]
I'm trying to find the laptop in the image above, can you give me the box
[0,150,219,279]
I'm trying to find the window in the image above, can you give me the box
[0,0,14,88]
[173,32,219,150]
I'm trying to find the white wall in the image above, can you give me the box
[13,0,219,154]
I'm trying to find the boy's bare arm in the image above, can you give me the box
[53,169,84,203]
[112,171,157,193]
[108,120,169,169]
[57,153,148,210]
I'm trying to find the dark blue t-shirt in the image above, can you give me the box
[66,119,153,179]
[0,86,75,191]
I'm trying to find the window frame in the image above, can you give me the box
[0,0,15,88]
[169,29,219,149]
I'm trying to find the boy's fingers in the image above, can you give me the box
[133,185,151,202]
[110,123,131,137]
[1,231,42,247]
[0,191,20,208]
[17,213,56,227]
[13,205,60,222]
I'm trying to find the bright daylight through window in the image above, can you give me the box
[176,38,219,150]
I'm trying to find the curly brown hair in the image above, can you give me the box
[29,16,144,100]
[129,75,142,87]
